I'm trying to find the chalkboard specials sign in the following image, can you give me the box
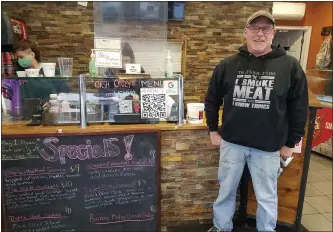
[1,132,160,232]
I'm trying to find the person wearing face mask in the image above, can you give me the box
[14,39,60,76]
[205,10,308,232]
[14,39,41,70]
[14,40,69,120]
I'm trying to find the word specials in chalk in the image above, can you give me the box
[38,135,135,165]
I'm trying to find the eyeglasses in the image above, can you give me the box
[247,26,274,34]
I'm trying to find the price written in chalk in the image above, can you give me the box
[95,50,122,68]
[69,164,80,174]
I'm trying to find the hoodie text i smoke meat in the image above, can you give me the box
[204,45,309,152]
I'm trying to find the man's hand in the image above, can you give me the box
[210,131,221,147]
[280,145,294,160]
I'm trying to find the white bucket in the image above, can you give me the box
[187,103,204,124]
[41,63,56,77]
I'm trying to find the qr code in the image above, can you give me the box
[141,94,167,119]
[119,100,133,114]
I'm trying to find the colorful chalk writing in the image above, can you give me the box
[89,212,155,224]
[2,132,159,232]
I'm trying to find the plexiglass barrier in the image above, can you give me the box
[1,74,184,127]
[1,77,80,126]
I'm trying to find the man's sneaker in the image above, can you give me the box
[207,226,221,232]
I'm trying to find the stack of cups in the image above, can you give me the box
[58,57,73,77]
[41,63,56,77]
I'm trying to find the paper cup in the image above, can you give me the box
[16,71,26,77]
[25,69,40,77]
[41,63,56,77]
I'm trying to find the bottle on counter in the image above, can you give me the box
[164,50,173,78]
[48,94,60,124]
[89,49,97,77]
[61,96,71,122]
[57,95,64,122]
[5,52,13,76]
[1,53,6,76]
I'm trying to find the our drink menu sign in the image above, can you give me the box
[1,132,160,232]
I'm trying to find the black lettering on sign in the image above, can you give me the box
[140,80,163,88]
[1,132,160,232]
[93,79,137,90]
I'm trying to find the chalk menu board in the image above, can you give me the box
[1,132,160,232]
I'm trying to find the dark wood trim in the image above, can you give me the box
[1,196,6,232]
[156,130,162,232]
[294,108,318,232]
[2,129,161,139]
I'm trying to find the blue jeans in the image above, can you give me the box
[213,139,281,231]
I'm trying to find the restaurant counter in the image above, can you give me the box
[1,91,322,231]
[2,115,220,231]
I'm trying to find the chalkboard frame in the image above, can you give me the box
[1,129,162,232]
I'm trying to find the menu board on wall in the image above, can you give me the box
[1,132,160,232]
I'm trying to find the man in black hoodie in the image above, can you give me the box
[205,10,308,232]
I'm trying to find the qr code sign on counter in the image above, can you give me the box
[119,100,133,114]
[141,88,167,119]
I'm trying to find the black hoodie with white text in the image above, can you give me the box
[204,45,309,152]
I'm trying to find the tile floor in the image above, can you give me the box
[301,152,333,231]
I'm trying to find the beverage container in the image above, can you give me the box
[41,63,56,77]
[58,57,73,77]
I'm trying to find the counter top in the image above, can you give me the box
[1,121,209,137]
[2,90,321,137]
[309,89,323,109]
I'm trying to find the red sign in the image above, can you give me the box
[10,17,28,42]
[312,106,332,149]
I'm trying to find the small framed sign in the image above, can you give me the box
[94,49,122,68]
[125,64,141,74]
[94,38,121,50]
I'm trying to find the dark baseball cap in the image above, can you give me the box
[246,10,275,27]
